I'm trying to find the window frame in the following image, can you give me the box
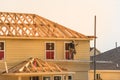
[64,42,73,60]
[45,41,55,60]
[30,76,39,80]
[0,41,5,60]
[96,73,101,79]
[43,76,51,80]
[54,75,62,80]
[68,75,73,80]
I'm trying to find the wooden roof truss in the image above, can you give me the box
[0,12,91,39]
[6,58,67,73]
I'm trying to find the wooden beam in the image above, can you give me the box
[0,36,92,40]
[2,72,75,76]
[18,76,22,80]
[0,12,94,39]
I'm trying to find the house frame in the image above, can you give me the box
[0,12,94,80]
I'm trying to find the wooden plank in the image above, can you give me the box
[0,12,93,39]
[36,15,62,37]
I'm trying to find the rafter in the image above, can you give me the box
[0,12,93,39]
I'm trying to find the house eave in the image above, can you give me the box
[89,70,120,73]
[2,72,75,76]
[0,36,93,40]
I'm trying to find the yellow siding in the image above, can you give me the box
[5,40,45,67]
[89,70,120,80]
[75,71,88,80]
[55,41,64,60]
[2,40,90,62]
[0,75,18,80]
[74,40,90,60]
[54,61,89,80]
[0,39,91,80]
[0,61,5,73]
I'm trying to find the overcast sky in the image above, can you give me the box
[0,0,120,52]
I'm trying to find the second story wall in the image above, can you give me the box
[75,40,90,60]
[0,39,90,68]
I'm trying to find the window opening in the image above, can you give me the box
[43,77,50,80]
[65,41,76,60]
[68,75,72,80]
[0,42,4,60]
[30,76,39,80]
[54,76,62,80]
[46,42,54,59]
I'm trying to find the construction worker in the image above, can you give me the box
[68,41,76,59]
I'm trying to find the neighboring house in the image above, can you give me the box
[89,47,120,80]
[90,47,101,56]
[0,12,94,80]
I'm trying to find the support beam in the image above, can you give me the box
[18,76,22,80]
[93,15,97,80]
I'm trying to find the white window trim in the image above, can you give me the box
[0,41,5,60]
[68,74,73,80]
[45,41,56,60]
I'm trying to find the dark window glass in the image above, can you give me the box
[65,43,73,60]
[0,42,4,60]
[46,43,54,50]
[46,42,54,59]
[54,76,61,80]
[43,77,50,80]
[68,76,72,80]
[30,76,39,80]
[96,74,101,79]
[0,42,4,50]
[65,43,69,50]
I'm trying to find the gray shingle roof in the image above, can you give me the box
[90,47,120,70]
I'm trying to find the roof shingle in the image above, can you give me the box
[90,47,120,70]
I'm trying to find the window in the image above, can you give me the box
[65,43,70,59]
[96,74,102,80]
[46,42,55,59]
[65,43,74,60]
[54,76,62,80]
[68,75,72,80]
[30,76,39,80]
[43,77,50,80]
[0,42,4,60]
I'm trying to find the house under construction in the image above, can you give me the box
[0,12,94,80]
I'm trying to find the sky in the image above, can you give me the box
[0,0,120,52]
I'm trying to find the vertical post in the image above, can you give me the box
[94,15,96,80]
[18,76,22,80]
[66,75,68,80]
[4,61,8,73]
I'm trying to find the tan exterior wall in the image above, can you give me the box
[89,70,120,80]
[54,61,89,80]
[74,40,90,60]
[0,75,19,80]
[0,75,75,80]
[0,39,90,80]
